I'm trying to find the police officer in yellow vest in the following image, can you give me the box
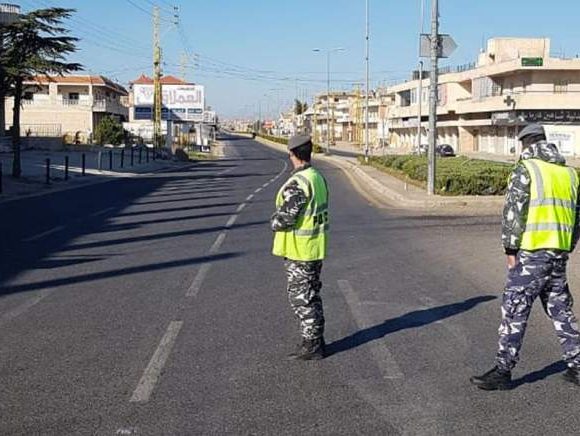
[271,134,329,360]
[471,124,580,390]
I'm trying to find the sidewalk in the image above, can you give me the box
[0,148,190,203]
[255,135,504,212]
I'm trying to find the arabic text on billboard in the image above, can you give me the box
[133,84,204,121]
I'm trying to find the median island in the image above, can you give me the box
[360,155,513,196]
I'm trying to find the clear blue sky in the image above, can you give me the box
[15,0,580,118]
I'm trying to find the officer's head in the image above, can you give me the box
[518,123,546,148]
[287,134,313,167]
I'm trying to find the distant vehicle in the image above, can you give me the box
[411,144,429,155]
[436,144,456,157]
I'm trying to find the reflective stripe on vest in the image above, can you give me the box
[272,167,329,261]
[520,159,578,251]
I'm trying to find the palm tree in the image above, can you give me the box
[2,8,81,177]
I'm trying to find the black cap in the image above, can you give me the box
[288,134,312,151]
[518,123,546,141]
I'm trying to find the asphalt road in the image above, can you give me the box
[1,134,579,435]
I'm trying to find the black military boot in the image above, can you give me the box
[470,366,512,390]
[287,338,326,361]
[562,366,580,386]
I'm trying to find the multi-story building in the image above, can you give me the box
[311,90,391,149]
[386,38,580,156]
[4,75,128,143]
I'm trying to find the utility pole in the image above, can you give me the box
[427,0,439,195]
[152,6,162,150]
[416,0,425,155]
[364,0,370,163]
[180,52,188,82]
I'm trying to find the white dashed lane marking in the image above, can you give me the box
[130,321,184,403]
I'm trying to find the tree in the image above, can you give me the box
[94,116,125,146]
[294,99,309,116]
[2,8,81,177]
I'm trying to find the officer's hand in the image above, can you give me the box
[507,255,517,270]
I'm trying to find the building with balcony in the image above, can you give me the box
[310,90,391,149]
[4,75,128,143]
[386,38,580,156]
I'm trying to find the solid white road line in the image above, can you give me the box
[89,207,115,218]
[337,280,404,379]
[0,289,53,327]
[130,320,183,403]
[23,225,65,242]
[186,263,212,298]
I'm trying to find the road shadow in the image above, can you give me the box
[326,295,496,357]
[511,361,567,388]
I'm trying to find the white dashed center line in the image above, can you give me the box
[130,321,183,403]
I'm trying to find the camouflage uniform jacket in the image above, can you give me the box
[270,164,311,232]
[502,141,580,255]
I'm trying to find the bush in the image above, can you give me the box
[361,155,512,196]
[94,116,125,146]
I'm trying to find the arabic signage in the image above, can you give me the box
[133,84,205,121]
[491,110,580,125]
[520,110,580,123]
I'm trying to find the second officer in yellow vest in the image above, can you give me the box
[271,135,329,360]
[471,124,580,390]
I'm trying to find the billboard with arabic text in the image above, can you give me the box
[133,84,205,121]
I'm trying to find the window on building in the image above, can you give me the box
[68,92,79,100]
[555,80,569,94]
[491,79,503,97]
[23,92,34,100]
[399,90,411,107]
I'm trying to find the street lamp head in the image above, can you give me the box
[332,47,346,52]
[312,48,321,53]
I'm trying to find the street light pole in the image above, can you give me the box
[326,50,331,154]
[364,0,370,163]
[427,0,439,195]
[314,47,345,154]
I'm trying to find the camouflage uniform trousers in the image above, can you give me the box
[284,259,325,340]
[496,250,580,371]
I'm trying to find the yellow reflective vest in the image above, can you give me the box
[520,159,579,251]
[272,167,329,261]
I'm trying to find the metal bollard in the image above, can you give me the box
[121,149,125,168]
[82,153,86,176]
[139,147,142,164]
[146,148,149,163]
[130,148,134,166]
[0,161,3,194]
[64,156,69,181]
[46,158,51,185]
[98,151,102,171]
[109,149,113,170]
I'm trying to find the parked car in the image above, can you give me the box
[436,144,456,157]
[411,144,429,155]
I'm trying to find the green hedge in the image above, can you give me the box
[361,155,513,196]
[258,134,323,154]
